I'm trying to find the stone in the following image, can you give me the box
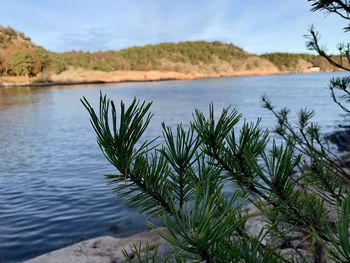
[25,229,171,263]
[327,129,350,152]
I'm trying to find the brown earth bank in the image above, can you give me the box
[0,67,334,88]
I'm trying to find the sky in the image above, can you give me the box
[0,0,346,54]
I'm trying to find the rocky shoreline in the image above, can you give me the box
[24,132,350,263]
[24,199,340,263]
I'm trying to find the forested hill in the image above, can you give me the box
[0,26,341,81]
[0,26,65,76]
[60,41,250,72]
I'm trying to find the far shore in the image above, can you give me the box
[0,67,336,89]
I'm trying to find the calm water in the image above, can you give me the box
[0,72,347,262]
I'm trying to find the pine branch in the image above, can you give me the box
[160,123,200,208]
[306,26,350,71]
[82,94,173,216]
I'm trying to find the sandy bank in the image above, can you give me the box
[0,67,324,88]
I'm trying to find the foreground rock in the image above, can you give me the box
[26,202,338,263]
[27,151,350,263]
[25,229,171,263]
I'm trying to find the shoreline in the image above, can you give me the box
[0,68,334,89]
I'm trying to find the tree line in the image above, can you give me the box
[0,26,340,78]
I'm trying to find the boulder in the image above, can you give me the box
[327,129,350,152]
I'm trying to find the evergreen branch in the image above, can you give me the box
[262,96,350,182]
[193,105,269,200]
[327,194,350,262]
[82,94,173,216]
[123,242,169,263]
[306,26,350,71]
[329,77,350,113]
[150,189,249,262]
[160,123,200,208]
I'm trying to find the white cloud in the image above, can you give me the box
[0,0,345,53]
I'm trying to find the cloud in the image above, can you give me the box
[0,0,345,53]
[56,28,115,51]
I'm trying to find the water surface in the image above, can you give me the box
[0,72,347,262]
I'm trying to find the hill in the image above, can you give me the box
[0,26,341,86]
[59,41,279,74]
[0,26,35,49]
[0,26,66,78]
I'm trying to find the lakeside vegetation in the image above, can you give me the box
[0,25,339,81]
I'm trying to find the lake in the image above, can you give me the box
[0,72,347,262]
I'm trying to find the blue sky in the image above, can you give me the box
[0,0,346,54]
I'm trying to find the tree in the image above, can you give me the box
[307,0,350,113]
[82,1,350,262]
[50,55,67,74]
[33,47,50,73]
[10,50,34,77]
[0,55,4,75]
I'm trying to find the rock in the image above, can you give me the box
[25,229,171,263]
[26,199,340,263]
[245,216,265,239]
[324,201,338,223]
[243,203,319,262]
[336,153,350,167]
[327,129,350,152]
[280,248,312,262]
[242,202,261,215]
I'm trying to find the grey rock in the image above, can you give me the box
[25,229,171,263]
[327,129,350,152]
